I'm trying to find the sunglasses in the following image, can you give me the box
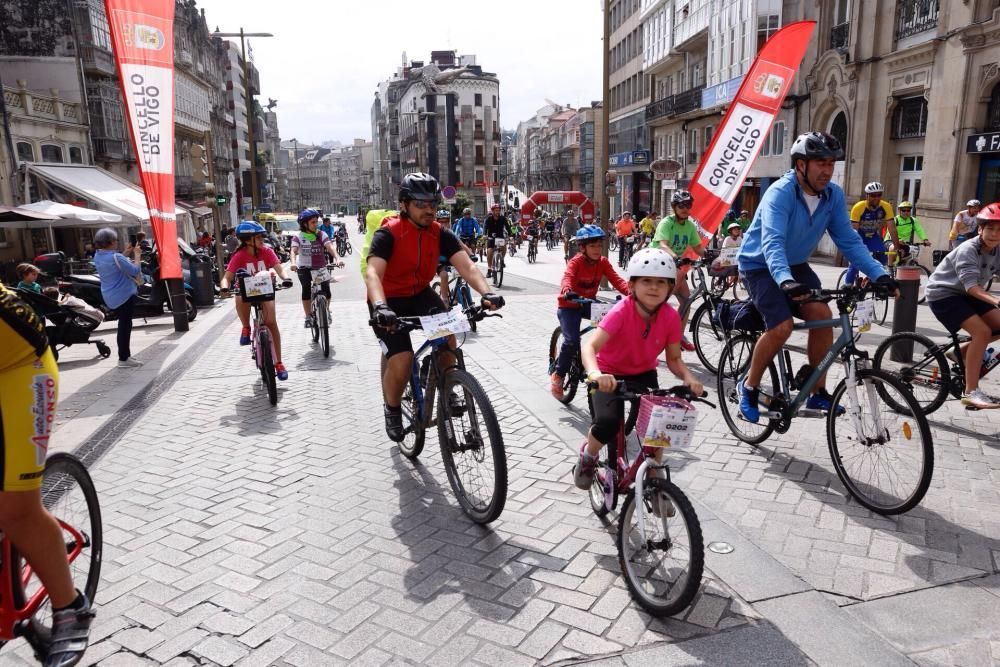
[409,200,439,210]
[674,204,691,210]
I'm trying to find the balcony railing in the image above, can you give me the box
[474,129,486,140]
[79,45,116,76]
[674,0,712,49]
[895,0,939,40]
[93,138,128,160]
[674,85,705,115]
[831,22,850,51]
[646,96,675,122]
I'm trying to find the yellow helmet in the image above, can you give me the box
[898,201,913,209]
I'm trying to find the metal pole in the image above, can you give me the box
[204,129,224,279]
[600,0,612,279]
[241,29,259,217]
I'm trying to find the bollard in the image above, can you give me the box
[890,266,921,362]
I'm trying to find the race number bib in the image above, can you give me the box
[642,403,697,449]
[243,271,274,298]
[855,299,874,333]
[495,238,506,247]
[589,301,613,326]
[311,267,331,284]
[419,307,472,340]
[717,247,740,268]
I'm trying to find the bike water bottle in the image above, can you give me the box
[981,347,1000,378]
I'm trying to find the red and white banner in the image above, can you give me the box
[688,21,816,249]
[105,0,182,279]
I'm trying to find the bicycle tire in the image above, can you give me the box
[311,295,327,344]
[617,478,704,617]
[381,355,427,459]
[346,241,353,255]
[548,327,580,404]
[318,302,330,358]
[437,369,508,523]
[460,284,477,332]
[827,368,933,515]
[872,332,950,415]
[11,453,103,649]
[259,329,278,405]
[717,335,778,445]
[610,235,618,251]
[691,301,725,374]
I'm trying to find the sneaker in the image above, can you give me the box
[384,404,404,442]
[648,468,676,518]
[304,316,314,329]
[806,389,846,415]
[44,592,95,667]
[274,362,288,381]
[737,380,760,423]
[680,336,695,352]
[961,389,1000,409]
[117,358,142,368]
[573,443,599,490]
[486,269,493,278]
[550,372,565,400]
[239,326,251,346]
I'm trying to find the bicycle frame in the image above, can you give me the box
[409,336,462,427]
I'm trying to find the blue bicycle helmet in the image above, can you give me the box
[575,224,605,243]
[235,220,265,240]
[298,207,321,229]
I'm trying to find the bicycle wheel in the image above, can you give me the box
[12,453,103,649]
[827,368,933,514]
[691,301,725,374]
[717,335,778,445]
[311,295,327,344]
[610,235,618,251]
[345,240,353,255]
[317,301,330,358]
[460,284,477,332]
[437,369,507,523]
[872,332,950,415]
[548,327,580,404]
[259,329,278,405]
[381,355,426,459]
[617,478,704,617]
[492,254,504,287]
[874,293,889,326]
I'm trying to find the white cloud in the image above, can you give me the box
[198,0,603,142]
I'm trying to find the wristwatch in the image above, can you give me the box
[373,300,386,308]
[586,370,602,382]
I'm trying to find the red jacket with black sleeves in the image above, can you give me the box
[558,255,629,308]
[379,216,442,298]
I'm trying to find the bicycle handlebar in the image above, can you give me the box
[563,294,622,305]
[368,305,502,331]
[586,381,715,408]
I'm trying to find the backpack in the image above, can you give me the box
[712,299,765,333]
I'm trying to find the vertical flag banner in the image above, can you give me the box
[688,21,816,246]
[104,0,182,279]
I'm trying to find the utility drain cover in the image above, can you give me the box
[708,541,735,554]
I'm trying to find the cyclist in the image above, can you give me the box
[542,211,556,247]
[0,282,96,667]
[562,210,581,260]
[925,204,1000,408]
[483,203,509,278]
[721,222,744,248]
[844,181,900,286]
[638,210,655,245]
[651,190,704,351]
[949,199,982,250]
[291,208,342,329]
[572,248,703,514]
[614,212,636,266]
[738,209,752,232]
[219,221,295,381]
[735,131,896,422]
[886,200,930,264]
[551,225,630,399]
[525,214,541,255]
[366,173,504,441]
[435,209,476,304]
[454,207,482,249]
[318,216,336,241]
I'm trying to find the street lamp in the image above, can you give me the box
[214,28,274,217]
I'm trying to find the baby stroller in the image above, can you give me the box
[15,288,110,361]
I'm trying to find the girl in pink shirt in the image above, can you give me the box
[573,248,703,495]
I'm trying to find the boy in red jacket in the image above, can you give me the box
[551,225,629,399]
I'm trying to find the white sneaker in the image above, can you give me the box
[961,389,1000,409]
[117,358,142,368]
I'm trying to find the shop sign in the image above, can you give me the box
[967,132,1000,154]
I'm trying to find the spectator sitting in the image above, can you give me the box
[15,263,42,293]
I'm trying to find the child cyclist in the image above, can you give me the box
[291,208,342,329]
[573,248,704,511]
[219,220,295,380]
[551,225,630,399]
[925,204,1000,408]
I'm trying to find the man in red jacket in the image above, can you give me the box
[551,225,630,399]
[365,173,503,441]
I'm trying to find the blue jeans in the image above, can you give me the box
[844,235,887,285]
[555,307,585,377]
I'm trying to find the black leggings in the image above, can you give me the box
[297,267,331,301]
[590,369,659,444]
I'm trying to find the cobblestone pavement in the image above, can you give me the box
[6,233,1000,665]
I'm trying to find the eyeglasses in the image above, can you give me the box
[409,200,438,210]
[674,204,691,210]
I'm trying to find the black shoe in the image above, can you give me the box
[384,404,404,442]
[44,593,95,667]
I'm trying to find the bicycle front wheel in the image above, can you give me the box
[437,370,507,523]
[717,335,778,444]
[617,478,704,617]
[12,453,103,647]
[872,332,950,414]
[827,368,934,515]
[548,327,579,404]
[317,299,330,358]
[259,329,278,405]
[691,301,725,374]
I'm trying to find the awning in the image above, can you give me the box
[25,163,185,225]
[20,200,122,225]
[0,205,60,229]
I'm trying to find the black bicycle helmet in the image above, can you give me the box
[789,132,845,165]
[398,172,441,202]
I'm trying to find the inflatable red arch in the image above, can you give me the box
[519,191,595,225]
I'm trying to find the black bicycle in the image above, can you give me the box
[374,307,507,523]
[548,296,618,405]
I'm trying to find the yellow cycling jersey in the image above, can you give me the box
[0,282,48,372]
[850,200,894,238]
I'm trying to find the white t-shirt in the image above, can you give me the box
[803,193,820,215]
[953,211,977,236]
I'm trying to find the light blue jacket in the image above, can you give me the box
[93,249,141,309]
[737,170,887,285]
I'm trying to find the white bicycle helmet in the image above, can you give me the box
[967,199,982,208]
[627,248,677,281]
[864,182,884,194]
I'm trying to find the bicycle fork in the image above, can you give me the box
[841,358,886,443]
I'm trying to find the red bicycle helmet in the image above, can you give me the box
[978,202,1000,226]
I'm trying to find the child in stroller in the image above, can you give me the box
[15,286,110,360]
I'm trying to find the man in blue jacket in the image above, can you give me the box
[454,207,482,244]
[735,131,897,421]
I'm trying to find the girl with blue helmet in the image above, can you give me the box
[219,220,296,380]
